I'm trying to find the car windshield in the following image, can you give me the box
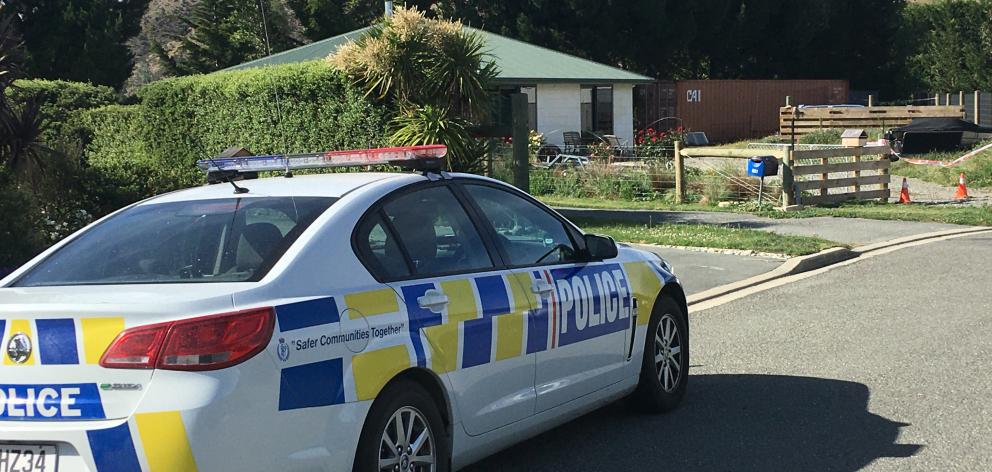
[13,197,335,287]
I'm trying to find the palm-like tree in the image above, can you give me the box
[328,8,499,171]
[0,7,48,185]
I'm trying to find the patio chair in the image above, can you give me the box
[604,135,634,159]
[563,131,582,154]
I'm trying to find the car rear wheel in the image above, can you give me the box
[354,380,450,472]
[631,296,688,413]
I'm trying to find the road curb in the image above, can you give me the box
[685,247,856,307]
[851,226,990,255]
[685,226,991,307]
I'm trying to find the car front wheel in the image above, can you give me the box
[631,296,689,412]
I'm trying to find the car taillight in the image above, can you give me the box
[100,307,274,371]
[99,323,170,369]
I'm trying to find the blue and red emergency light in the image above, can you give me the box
[197,145,448,183]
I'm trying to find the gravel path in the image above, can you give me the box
[889,175,992,206]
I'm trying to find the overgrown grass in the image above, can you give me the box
[572,218,842,256]
[540,196,731,212]
[891,142,992,189]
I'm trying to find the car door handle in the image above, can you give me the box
[531,280,554,295]
[418,289,449,311]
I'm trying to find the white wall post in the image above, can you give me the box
[536,83,582,147]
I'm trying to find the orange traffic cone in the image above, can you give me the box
[954,173,969,200]
[899,177,911,204]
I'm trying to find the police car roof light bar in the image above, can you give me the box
[197,145,448,182]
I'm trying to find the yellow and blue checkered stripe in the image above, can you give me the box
[86,411,198,472]
[0,317,125,366]
[272,260,669,409]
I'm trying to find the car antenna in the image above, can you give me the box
[256,0,291,178]
[206,148,251,194]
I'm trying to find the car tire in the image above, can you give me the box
[630,296,689,413]
[354,379,450,472]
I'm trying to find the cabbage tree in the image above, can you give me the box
[329,7,498,171]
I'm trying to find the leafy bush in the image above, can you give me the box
[129,61,388,192]
[6,79,116,146]
[799,129,841,145]
[636,126,686,157]
[0,171,45,272]
[79,104,160,206]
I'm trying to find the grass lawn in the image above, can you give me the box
[571,218,841,256]
[541,196,992,226]
[890,143,992,189]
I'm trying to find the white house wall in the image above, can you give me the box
[536,83,581,147]
[535,83,636,147]
[613,84,634,146]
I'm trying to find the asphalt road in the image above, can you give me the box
[631,244,783,295]
[464,233,992,471]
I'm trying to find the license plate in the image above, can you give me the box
[0,444,58,472]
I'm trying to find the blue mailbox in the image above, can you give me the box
[747,155,779,177]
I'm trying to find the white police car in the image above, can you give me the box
[0,146,688,472]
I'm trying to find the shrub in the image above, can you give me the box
[799,128,842,145]
[635,126,687,157]
[79,104,160,206]
[130,61,388,192]
[0,171,45,271]
[6,79,116,146]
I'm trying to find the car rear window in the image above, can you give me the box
[13,197,335,287]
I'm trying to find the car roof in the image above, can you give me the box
[141,172,426,204]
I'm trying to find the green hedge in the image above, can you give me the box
[80,104,158,205]
[131,61,389,190]
[7,79,117,146]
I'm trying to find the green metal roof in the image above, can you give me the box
[225,26,654,84]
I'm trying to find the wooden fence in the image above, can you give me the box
[791,146,891,206]
[779,105,966,138]
[675,143,894,207]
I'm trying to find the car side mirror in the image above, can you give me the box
[584,234,618,261]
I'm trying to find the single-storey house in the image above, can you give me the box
[227,26,654,147]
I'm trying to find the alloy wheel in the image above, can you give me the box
[378,406,436,472]
[654,314,683,392]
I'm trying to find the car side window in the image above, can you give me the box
[463,184,580,266]
[381,186,494,277]
[355,211,411,279]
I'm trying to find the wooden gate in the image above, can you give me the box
[675,143,894,207]
[790,146,892,205]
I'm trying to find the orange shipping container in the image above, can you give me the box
[674,80,849,142]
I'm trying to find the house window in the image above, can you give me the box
[495,85,537,131]
[581,85,613,136]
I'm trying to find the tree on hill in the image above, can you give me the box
[10,0,147,89]
[153,0,305,76]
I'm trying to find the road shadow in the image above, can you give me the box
[463,374,921,472]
